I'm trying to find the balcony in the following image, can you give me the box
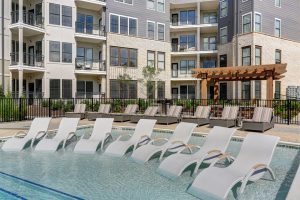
[171,70,197,81]
[171,44,217,56]
[75,22,106,42]
[75,0,106,11]
[10,53,45,72]
[10,11,45,36]
[75,58,106,75]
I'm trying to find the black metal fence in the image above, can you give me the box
[0,98,299,125]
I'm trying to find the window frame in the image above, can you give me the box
[110,46,138,68]
[220,0,228,18]
[220,27,228,44]
[62,5,72,27]
[109,13,138,36]
[157,23,165,41]
[62,42,72,63]
[147,51,156,68]
[275,49,282,64]
[242,12,252,34]
[49,41,60,62]
[242,46,251,66]
[157,52,165,70]
[275,0,282,8]
[50,79,61,99]
[49,3,60,25]
[275,18,281,37]
[62,79,72,99]
[254,12,262,32]
[147,21,156,40]
[114,0,133,5]
[255,45,262,65]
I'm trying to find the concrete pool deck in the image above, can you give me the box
[0,118,299,144]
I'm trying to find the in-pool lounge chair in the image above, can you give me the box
[105,104,138,122]
[152,106,182,125]
[157,126,236,179]
[65,104,86,119]
[242,107,274,132]
[131,122,197,164]
[130,106,159,123]
[209,106,239,128]
[104,119,157,157]
[286,165,300,200]
[86,104,111,121]
[74,118,114,153]
[182,106,211,126]
[2,118,52,152]
[35,118,80,152]
[187,133,279,200]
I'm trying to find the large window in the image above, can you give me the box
[203,59,216,68]
[120,16,128,35]
[157,81,165,99]
[180,85,195,99]
[157,52,165,70]
[62,79,72,98]
[220,0,228,18]
[110,14,137,36]
[203,12,217,24]
[62,42,72,63]
[157,0,165,12]
[255,46,262,65]
[147,81,155,99]
[110,15,119,33]
[242,13,252,33]
[275,49,281,64]
[157,23,165,41]
[220,27,228,44]
[147,21,155,39]
[180,60,195,74]
[242,81,251,100]
[129,18,137,36]
[76,81,93,98]
[50,79,60,99]
[49,3,60,25]
[147,0,155,10]
[275,0,281,7]
[49,41,60,62]
[203,36,216,51]
[115,0,133,5]
[62,6,72,27]
[255,80,261,99]
[254,13,262,32]
[147,51,155,67]
[275,18,281,37]
[180,35,195,50]
[180,10,196,25]
[242,46,251,66]
[110,80,137,99]
[110,47,137,67]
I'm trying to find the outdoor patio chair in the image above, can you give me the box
[2,118,52,152]
[187,133,279,200]
[104,104,138,122]
[65,104,86,119]
[74,118,114,153]
[86,104,111,121]
[131,122,197,164]
[209,106,239,128]
[104,119,157,157]
[151,105,182,125]
[130,106,159,123]
[35,118,80,152]
[157,126,236,179]
[181,106,211,126]
[286,165,300,200]
[242,107,274,132]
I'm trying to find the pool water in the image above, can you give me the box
[0,127,299,200]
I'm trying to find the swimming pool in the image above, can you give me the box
[0,127,299,200]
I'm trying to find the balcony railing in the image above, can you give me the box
[75,58,106,71]
[172,44,197,52]
[75,22,105,36]
[11,11,44,28]
[10,53,44,68]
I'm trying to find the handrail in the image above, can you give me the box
[11,11,44,28]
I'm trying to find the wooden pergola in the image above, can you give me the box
[193,64,287,101]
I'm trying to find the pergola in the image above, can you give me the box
[193,64,287,101]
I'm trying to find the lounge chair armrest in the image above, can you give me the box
[14,131,27,138]
[62,132,76,149]
[137,135,151,146]
[209,153,235,168]
[178,144,201,154]
[30,131,47,148]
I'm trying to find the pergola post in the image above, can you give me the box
[200,74,208,105]
[214,79,219,102]
[266,71,274,107]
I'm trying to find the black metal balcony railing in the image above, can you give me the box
[10,53,44,68]
[75,22,105,36]
[11,11,44,28]
[75,58,106,71]
[172,44,196,52]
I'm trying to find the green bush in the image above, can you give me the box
[0,95,27,121]
[51,100,64,110]
[64,100,74,112]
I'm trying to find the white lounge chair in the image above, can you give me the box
[131,122,197,164]
[157,126,236,179]
[104,119,157,157]
[286,165,300,200]
[35,118,80,152]
[73,118,114,153]
[1,118,52,152]
[187,133,280,200]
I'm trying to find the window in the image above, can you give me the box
[147,21,155,39]
[180,35,196,50]
[220,27,228,44]
[110,14,137,36]
[110,80,137,99]
[62,6,72,27]
[157,0,165,12]
[275,49,281,64]
[50,79,60,99]
[220,55,227,67]
[255,80,261,99]
[147,51,155,67]
[129,18,137,36]
[180,10,196,25]
[220,0,228,18]
[180,60,195,74]
[157,52,165,70]
[242,81,251,100]
[275,0,281,7]
[49,41,60,62]
[242,13,252,33]
[157,81,165,99]
[203,36,216,51]
[254,13,262,32]
[180,85,195,99]
[203,59,216,68]
[49,3,60,25]
[115,0,133,5]
[275,81,281,99]
[147,0,155,10]
[110,47,137,67]
[157,23,165,41]
[147,81,155,99]
[255,46,262,65]
[242,46,251,66]
[275,18,281,37]
[76,81,93,98]
[62,43,72,63]
[120,16,128,35]
[110,15,119,33]
[203,12,217,24]
[62,80,72,98]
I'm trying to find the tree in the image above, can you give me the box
[0,85,4,98]
[139,66,162,98]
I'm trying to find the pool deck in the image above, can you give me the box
[0,118,299,144]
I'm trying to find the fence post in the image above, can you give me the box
[138,98,141,112]
[18,98,22,121]
[192,98,195,116]
[48,98,51,117]
[287,99,291,125]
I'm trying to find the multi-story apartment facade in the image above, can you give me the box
[1,0,300,100]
